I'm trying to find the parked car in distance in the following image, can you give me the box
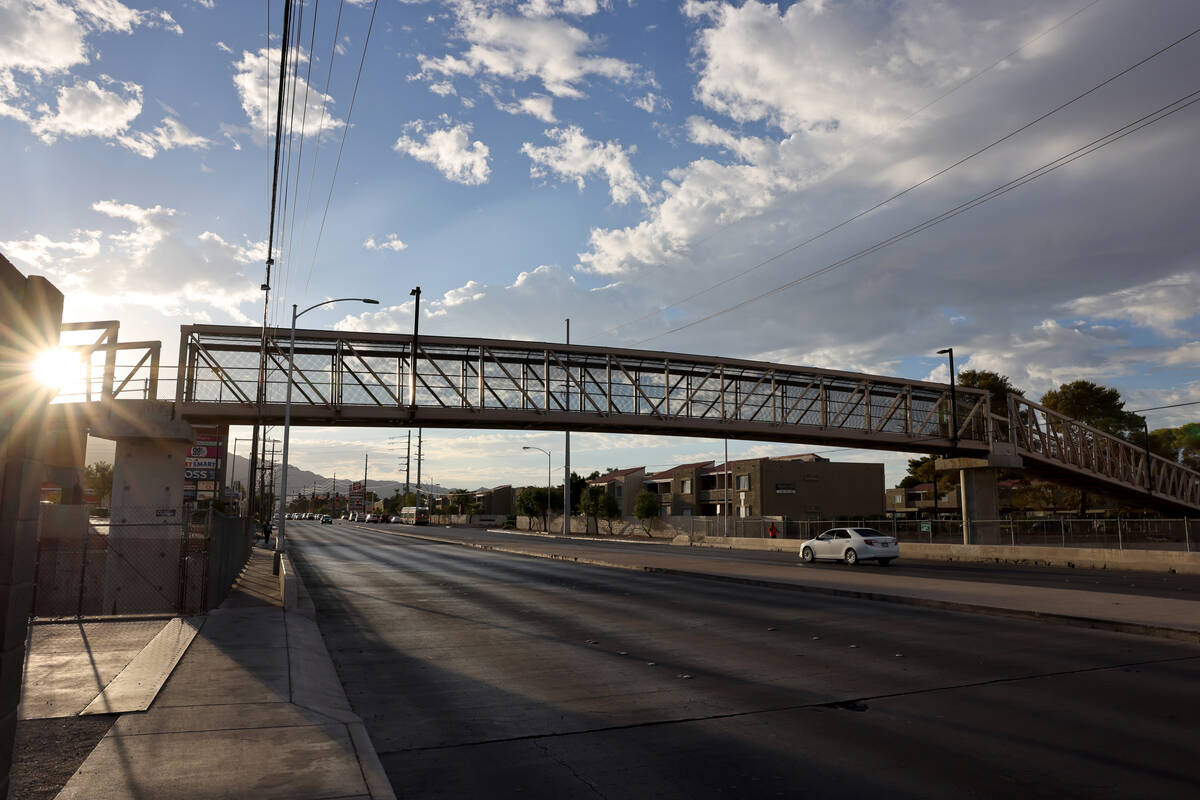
[321,514,332,524]
[389,515,401,523]
[365,513,379,523]
[799,528,899,565]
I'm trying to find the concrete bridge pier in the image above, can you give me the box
[938,453,1023,545]
[91,402,194,614]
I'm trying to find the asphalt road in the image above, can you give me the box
[359,523,1200,600]
[288,520,1200,799]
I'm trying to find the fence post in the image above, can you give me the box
[1060,518,1066,548]
[1186,518,1191,553]
[1116,517,1123,551]
[1009,518,1015,547]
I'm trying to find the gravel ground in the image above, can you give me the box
[9,716,115,800]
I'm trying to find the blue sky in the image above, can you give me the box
[3,0,1198,491]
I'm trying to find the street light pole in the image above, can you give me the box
[409,287,421,407]
[937,347,958,447]
[563,317,571,537]
[523,446,551,533]
[277,297,378,569]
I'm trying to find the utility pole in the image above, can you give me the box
[415,429,423,507]
[563,318,571,537]
[405,430,411,497]
[363,452,369,514]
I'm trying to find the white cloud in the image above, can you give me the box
[394,120,490,185]
[198,231,267,264]
[364,234,409,252]
[520,0,608,17]
[522,125,651,205]
[232,47,345,144]
[1061,270,1200,337]
[30,77,143,142]
[428,80,457,96]
[633,92,668,114]
[415,2,639,99]
[215,40,232,53]
[495,93,556,122]
[0,198,264,337]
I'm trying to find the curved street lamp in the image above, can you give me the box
[522,445,551,533]
[277,297,379,565]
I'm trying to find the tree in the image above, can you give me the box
[1150,423,1200,470]
[957,369,1024,418]
[84,461,114,504]
[579,485,610,533]
[516,486,548,530]
[568,471,588,514]
[597,492,621,535]
[450,488,473,514]
[633,491,661,536]
[1040,381,1144,440]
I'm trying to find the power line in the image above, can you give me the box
[304,0,380,292]
[680,0,1107,257]
[606,22,1200,340]
[633,88,1200,346]
[297,0,346,293]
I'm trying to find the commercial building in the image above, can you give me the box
[474,484,515,516]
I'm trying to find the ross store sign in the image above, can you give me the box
[184,469,215,480]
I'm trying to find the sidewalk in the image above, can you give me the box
[394,527,1200,643]
[52,545,394,799]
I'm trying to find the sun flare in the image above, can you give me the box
[30,347,84,390]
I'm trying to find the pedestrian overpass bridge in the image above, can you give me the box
[50,322,1200,514]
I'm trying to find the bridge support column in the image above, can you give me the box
[0,260,63,797]
[96,404,194,614]
[958,468,1000,545]
[938,454,1021,545]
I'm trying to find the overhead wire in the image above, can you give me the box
[296,0,346,291]
[272,0,307,331]
[605,21,1200,340]
[281,0,321,318]
[303,0,381,293]
[681,0,1107,257]
[632,88,1200,346]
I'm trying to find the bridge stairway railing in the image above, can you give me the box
[1000,394,1200,511]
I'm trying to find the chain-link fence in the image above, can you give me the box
[521,512,1195,552]
[31,505,253,618]
[684,515,1194,551]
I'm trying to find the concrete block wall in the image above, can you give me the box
[0,260,64,796]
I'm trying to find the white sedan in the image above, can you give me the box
[799,527,899,565]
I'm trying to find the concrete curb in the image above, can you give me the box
[282,548,396,800]
[364,526,1200,645]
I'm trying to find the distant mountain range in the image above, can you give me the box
[226,454,451,498]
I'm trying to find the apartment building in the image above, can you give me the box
[474,484,515,516]
[586,466,647,517]
[645,454,884,519]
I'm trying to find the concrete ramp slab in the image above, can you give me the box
[81,616,202,715]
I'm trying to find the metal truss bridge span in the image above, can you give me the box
[175,324,991,455]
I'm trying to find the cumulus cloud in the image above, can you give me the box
[1,198,264,336]
[364,234,409,252]
[414,1,640,99]
[232,47,345,144]
[29,77,143,142]
[394,120,491,185]
[1061,270,1200,338]
[495,93,556,122]
[522,125,651,205]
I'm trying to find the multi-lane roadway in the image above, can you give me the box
[286,519,1200,799]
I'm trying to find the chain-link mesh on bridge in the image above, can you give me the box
[174,324,991,454]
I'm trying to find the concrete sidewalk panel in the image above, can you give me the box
[82,617,201,715]
[19,620,166,719]
[109,702,350,736]
[55,722,370,799]
[349,721,397,800]
[152,642,290,707]
[197,606,287,649]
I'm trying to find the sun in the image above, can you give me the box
[30,347,84,390]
